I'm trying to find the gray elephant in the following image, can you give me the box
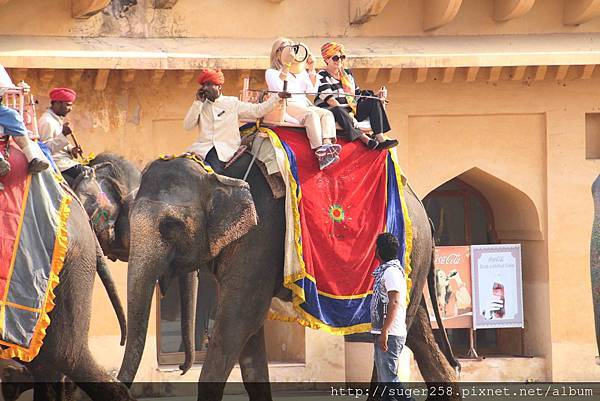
[592,174,600,362]
[1,153,140,401]
[72,153,141,262]
[118,153,460,401]
[0,185,133,401]
[3,197,133,401]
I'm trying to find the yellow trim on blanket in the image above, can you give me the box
[0,192,72,362]
[159,152,214,174]
[258,127,308,302]
[0,175,32,337]
[267,311,373,336]
[316,289,374,300]
[388,150,413,305]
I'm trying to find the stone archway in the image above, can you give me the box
[422,167,550,379]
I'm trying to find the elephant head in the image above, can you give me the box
[73,155,140,262]
[118,158,257,384]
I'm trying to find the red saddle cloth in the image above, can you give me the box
[270,126,410,334]
[0,139,71,361]
[0,140,29,287]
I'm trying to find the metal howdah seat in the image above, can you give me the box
[238,77,373,132]
[1,84,40,138]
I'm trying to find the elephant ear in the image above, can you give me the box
[206,174,258,258]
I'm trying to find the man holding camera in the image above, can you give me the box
[183,68,288,173]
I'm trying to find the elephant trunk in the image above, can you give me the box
[179,271,198,375]
[591,176,600,361]
[118,206,170,384]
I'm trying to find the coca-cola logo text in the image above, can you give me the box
[435,253,462,265]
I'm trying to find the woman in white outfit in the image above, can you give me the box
[265,38,341,170]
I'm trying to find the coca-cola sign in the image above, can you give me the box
[435,253,462,265]
[426,246,473,329]
[471,244,524,329]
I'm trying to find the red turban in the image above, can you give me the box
[49,87,77,102]
[197,69,225,86]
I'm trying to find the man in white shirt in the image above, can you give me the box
[370,233,413,401]
[183,68,287,173]
[38,87,83,185]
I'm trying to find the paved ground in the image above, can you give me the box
[11,384,600,401]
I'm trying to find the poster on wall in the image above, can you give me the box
[471,244,524,329]
[426,246,473,329]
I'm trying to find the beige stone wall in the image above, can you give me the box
[19,67,590,381]
[2,0,599,384]
[3,0,600,39]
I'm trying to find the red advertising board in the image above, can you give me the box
[426,246,473,329]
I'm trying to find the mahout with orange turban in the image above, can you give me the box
[197,69,225,86]
[49,87,77,102]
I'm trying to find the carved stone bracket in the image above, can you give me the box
[556,65,570,80]
[423,0,463,31]
[94,70,110,91]
[494,0,536,21]
[564,0,600,25]
[349,0,390,25]
[72,0,111,19]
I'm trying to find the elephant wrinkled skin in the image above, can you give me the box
[119,154,460,401]
[1,184,134,401]
[591,175,600,363]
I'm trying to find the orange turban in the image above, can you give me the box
[49,87,77,102]
[197,69,225,86]
[321,42,345,60]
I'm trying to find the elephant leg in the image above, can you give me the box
[25,364,64,401]
[197,280,273,401]
[366,362,379,401]
[60,348,135,401]
[1,362,34,401]
[406,303,460,401]
[239,326,272,401]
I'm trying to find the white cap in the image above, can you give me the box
[0,64,15,96]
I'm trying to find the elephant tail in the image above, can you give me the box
[427,219,461,374]
[96,240,127,346]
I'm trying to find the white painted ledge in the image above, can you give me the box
[1,34,600,70]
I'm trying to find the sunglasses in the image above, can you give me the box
[331,55,346,62]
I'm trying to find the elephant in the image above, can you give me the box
[0,154,134,400]
[591,175,600,363]
[72,152,141,262]
[118,152,460,401]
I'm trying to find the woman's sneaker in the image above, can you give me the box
[318,154,339,170]
[315,144,342,170]
[0,156,10,177]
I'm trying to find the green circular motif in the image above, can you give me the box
[328,205,345,223]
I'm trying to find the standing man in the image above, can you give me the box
[0,66,49,176]
[183,68,288,173]
[38,87,83,185]
[370,233,413,401]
